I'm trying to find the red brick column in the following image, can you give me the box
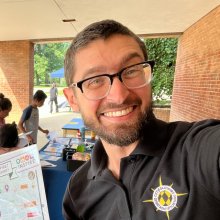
[170,6,220,122]
[0,40,34,123]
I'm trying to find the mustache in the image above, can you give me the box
[97,97,142,115]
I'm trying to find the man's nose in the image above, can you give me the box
[106,77,130,103]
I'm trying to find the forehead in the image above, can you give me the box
[73,35,144,80]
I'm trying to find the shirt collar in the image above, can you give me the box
[87,118,170,179]
[88,139,108,179]
[132,119,169,157]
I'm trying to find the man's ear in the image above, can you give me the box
[63,88,79,112]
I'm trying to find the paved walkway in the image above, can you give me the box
[37,96,80,149]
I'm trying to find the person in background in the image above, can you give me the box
[18,90,49,145]
[0,93,12,127]
[49,82,59,113]
[0,122,20,154]
[62,20,220,220]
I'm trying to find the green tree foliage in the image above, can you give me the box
[144,38,178,103]
[34,43,70,85]
[34,39,178,98]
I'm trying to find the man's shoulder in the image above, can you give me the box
[169,118,220,127]
[193,118,220,127]
[178,119,220,135]
[163,118,220,132]
[150,118,220,147]
[166,119,220,152]
[184,119,220,141]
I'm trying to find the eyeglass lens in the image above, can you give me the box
[82,62,152,100]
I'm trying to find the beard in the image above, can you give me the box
[80,97,153,147]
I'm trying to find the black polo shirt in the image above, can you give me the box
[63,119,220,220]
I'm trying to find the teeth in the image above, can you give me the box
[104,107,133,117]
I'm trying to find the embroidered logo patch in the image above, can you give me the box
[143,176,187,220]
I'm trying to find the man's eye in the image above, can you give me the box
[85,77,106,89]
[124,68,140,78]
[89,78,101,85]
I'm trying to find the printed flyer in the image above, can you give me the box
[0,145,49,220]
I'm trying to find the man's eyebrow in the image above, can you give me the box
[82,66,106,79]
[120,52,144,66]
[80,52,144,80]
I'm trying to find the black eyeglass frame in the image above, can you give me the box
[71,60,155,93]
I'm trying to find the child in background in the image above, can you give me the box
[18,90,49,145]
[0,122,20,154]
[0,93,12,127]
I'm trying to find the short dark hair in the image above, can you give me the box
[64,19,148,86]
[0,122,19,147]
[33,90,47,101]
[0,93,12,111]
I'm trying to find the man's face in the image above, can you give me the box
[72,35,152,146]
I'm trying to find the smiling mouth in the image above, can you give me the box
[103,106,134,117]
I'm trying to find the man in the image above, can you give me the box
[49,82,58,113]
[62,20,220,220]
[18,90,49,144]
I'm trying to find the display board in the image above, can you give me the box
[0,145,49,220]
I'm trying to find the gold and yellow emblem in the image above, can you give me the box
[143,176,187,220]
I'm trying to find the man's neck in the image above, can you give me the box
[101,139,138,179]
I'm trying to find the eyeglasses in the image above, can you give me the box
[70,61,155,100]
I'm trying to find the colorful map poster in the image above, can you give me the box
[0,145,49,220]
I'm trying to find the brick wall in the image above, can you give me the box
[0,41,34,123]
[153,107,170,122]
[170,6,220,122]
